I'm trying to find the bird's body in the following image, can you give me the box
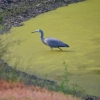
[32,29,69,50]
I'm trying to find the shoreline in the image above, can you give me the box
[0,0,85,34]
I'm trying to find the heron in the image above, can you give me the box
[31,29,69,50]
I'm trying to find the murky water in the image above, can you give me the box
[1,0,100,96]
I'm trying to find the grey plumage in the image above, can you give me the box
[31,29,69,50]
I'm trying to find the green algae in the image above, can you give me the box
[0,0,100,96]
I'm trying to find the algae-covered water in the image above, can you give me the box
[1,0,100,96]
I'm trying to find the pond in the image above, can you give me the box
[1,0,100,96]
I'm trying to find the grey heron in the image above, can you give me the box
[31,29,69,50]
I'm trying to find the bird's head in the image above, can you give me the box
[31,29,42,33]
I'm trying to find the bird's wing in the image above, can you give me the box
[45,38,68,47]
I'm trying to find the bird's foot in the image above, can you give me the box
[58,47,62,51]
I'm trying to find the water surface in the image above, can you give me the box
[1,0,100,96]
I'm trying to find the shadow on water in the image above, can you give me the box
[44,49,75,53]
[61,50,75,52]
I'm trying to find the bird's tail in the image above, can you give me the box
[65,44,69,47]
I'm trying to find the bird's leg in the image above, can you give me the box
[51,47,53,51]
[58,47,62,51]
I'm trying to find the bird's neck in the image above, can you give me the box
[39,31,44,40]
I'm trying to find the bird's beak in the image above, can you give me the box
[31,31,36,33]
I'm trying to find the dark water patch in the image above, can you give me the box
[91,70,100,75]
[78,64,87,71]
